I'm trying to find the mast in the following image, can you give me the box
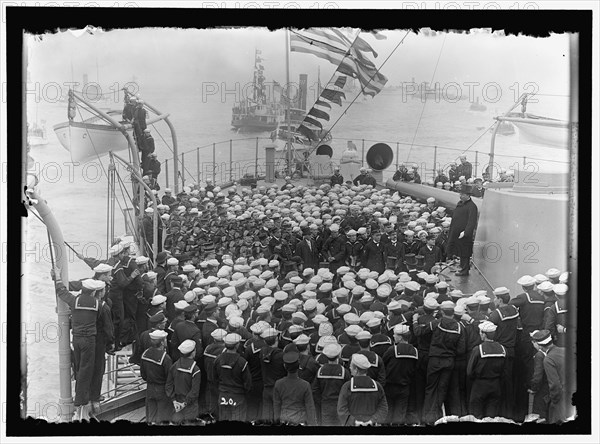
[285,29,292,172]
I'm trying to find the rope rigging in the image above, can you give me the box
[405,33,447,163]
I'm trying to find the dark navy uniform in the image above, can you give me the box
[544,300,567,347]
[466,341,506,418]
[412,312,437,420]
[171,320,204,363]
[165,357,201,423]
[382,343,418,424]
[357,350,386,386]
[140,346,174,423]
[55,283,100,408]
[91,299,114,404]
[298,353,319,385]
[543,345,567,424]
[214,351,253,422]
[421,317,465,424]
[164,287,184,323]
[203,342,225,418]
[369,333,393,358]
[311,362,349,426]
[337,376,388,425]
[243,337,266,422]
[273,372,318,425]
[488,304,519,419]
[259,345,286,422]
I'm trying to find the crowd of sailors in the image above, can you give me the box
[392,154,515,197]
[50,178,571,426]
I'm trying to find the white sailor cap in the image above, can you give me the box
[174,300,189,310]
[167,258,179,266]
[553,283,568,296]
[151,295,167,305]
[178,339,196,354]
[182,264,195,273]
[145,207,154,214]
[493,287,510,296]
[478,321,497,333]
[82,279,105,291]
[393,324,411,336]
[109,244,124,256]
[517,275,536,287]
[211,328,228,341]
[149,330,168,340]
[546,268,561,279]
[351,353,371,370]
[135,256,149,265]
[426,197,435,203]
[537,281,554,293]
[93,263,113,274]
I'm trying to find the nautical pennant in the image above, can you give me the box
[320,88,346,106]
[308,107,330,121]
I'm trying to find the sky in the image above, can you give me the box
[27,26,571,93]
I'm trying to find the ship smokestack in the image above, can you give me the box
[299,74,307,111]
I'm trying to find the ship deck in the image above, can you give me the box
[254,176,494,296]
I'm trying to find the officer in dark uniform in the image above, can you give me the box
[140,329,174,423]
[421,300,466,424]
[362,230,385,274]
[466,321,507,418]
[171,304,204,364]
[337,353,388,426]
[166,339,202,423]
[488,287,519,420]
[52,271,104,421]
[383,230,406,273]
[273,348,318,425]
[382,324,418,424]
[259,328,286,422]
[165,276,185,323]
[447,184,478,276]
[323,224,346,273]
[214,333,253,422]
[311,343,349,426]
[292,335,319,385]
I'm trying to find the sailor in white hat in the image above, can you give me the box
[313,342,348,425]
[169,339,201,423]
[337,353,388,426]
[51,269,105,420]
[466,320,507,419]
[139,329,173,424]
[383,324,418,423]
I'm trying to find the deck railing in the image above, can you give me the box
[156,136,569,191]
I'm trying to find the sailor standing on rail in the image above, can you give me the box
[51,269,105,421]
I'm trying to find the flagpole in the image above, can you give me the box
[306,30,410,157]
[285,28,292,174]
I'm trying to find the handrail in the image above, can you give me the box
[157,135,568,191]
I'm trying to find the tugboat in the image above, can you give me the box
[231,49,283,132]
